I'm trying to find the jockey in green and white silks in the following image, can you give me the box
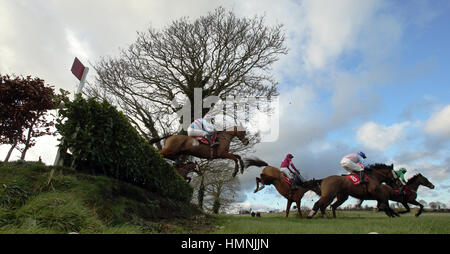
[187,114,218,146]
[395,167,407,193]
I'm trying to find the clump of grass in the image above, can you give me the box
[14,192,104,233]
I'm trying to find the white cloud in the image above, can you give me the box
[65,28,91,63]
[424,105,450,139]
[300,0,383,71]
[356,121,409,151]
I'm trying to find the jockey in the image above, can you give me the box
[280,154,304,190]
[187,114,218,147]
[395,167,407,194]
[340,152,368,182]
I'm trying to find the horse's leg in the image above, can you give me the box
[296,199,302,218]
[379,201,398,217]
[254,177,261,193]
[398,202,410,214]
[296,189,307,218]
[355,199,364,209]
[308,195,334,219]
[286,199,292,218]
[234,154,245,174]
[307,200,320,219]
[409,200,423,217]
[254,177,266,193]
[221,153,240,177]
[331,194,349,218]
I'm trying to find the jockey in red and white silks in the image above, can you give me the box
[280,154,304,188]
[341,152,368,175]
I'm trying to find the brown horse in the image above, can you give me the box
[156,126,249,177]
[174,162,201,183]
[356,173,435,217]
[244,158,322,218]
[307,163,399,218]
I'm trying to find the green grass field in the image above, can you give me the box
[210,211,450,234]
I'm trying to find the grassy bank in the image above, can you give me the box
[211,211,450,234]
[0,161,213,234]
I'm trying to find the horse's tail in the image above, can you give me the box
[244,157,269,168]
[148,134,172,144]
[301,178,323,193]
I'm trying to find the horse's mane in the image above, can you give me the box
[407,174,421,184]
[217,126,246,133]
[366,163,391,170]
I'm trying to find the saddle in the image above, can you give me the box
[194,136,217,145]
[284,175,292,185]
[343,173,368,186]
[394,186,410,195]
[193,136,218,159]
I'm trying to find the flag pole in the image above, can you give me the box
[53,58,88,166]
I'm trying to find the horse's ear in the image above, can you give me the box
[390,164,394,169]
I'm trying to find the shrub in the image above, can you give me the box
[56,96,192,202]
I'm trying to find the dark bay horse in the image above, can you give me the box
[155,126,249,177]
[244,158,322,218]
[174,162,201,183]
[307,163,399,218]
[356,173,435,216]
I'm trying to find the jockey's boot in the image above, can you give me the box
[359,171,367,183]
[399,185,406,197]
[290,181,298,190]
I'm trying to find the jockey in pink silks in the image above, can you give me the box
[280,154,305,190]
[340,152,368,182]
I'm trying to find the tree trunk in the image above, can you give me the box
[5,141,17,162]
[212,195,221,214]
[197,174,205,210]
[20,118,37,161]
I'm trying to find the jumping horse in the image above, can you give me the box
[244,158,322,218]
[152,126,249,177]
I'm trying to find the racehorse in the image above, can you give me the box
[174,162,201,183]
[244,158,322,218]
[356,173,435,217]
[153,126,249,177]
[307,163,399,218]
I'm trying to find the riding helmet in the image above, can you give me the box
[358,151,367,159]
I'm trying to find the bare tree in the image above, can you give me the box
[201,161,240,214]
[85,7,287,149]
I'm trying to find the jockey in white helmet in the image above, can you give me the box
[187,114,218,147]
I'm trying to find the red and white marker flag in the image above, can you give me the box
[70,57,89,94]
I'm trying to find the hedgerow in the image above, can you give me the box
[56,95,192,202]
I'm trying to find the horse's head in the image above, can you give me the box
[236,128,249,146]
[413,173,435,189]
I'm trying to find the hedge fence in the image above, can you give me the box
[56,95,192,202]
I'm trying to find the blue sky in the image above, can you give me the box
[1,0,449,212]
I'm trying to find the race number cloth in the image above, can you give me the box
[284,175,292,185]
[346,174,361,185]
